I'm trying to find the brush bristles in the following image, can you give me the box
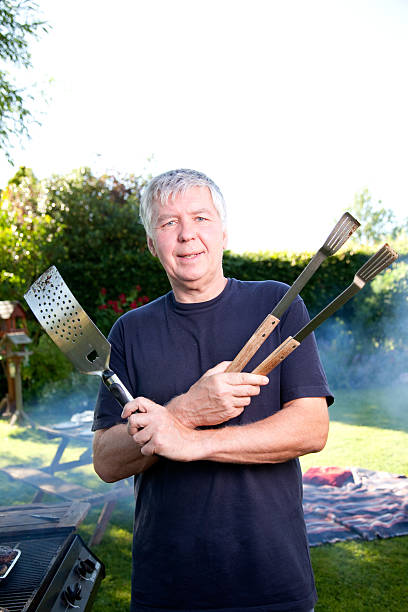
[356,244,398,283]
[324,212,360,254]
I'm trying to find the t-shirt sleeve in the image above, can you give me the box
[92,318,134,431]
[278,297,334,406]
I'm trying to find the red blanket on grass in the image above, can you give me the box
[302,467,408,546]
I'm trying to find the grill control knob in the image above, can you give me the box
[62,582,82,607]
[76,558,96,579]
[76,560,89,578]
[84,557,96,572]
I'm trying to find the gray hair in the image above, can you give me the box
[140,168,227,237]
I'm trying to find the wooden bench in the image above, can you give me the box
[0,464,133,546]
[1,417,134,546]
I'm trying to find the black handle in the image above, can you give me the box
[108,383,131,408]
[102,369,134,408]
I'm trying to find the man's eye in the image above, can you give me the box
[196,216,206,222]
[164,220,176,227]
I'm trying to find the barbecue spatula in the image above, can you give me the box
[24,266,134,408]
[226,212,360,373]
[251,243,398,376]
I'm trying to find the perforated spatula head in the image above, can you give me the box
[321,212,360,256]
[24,266,111,375]
[354,243,398,285]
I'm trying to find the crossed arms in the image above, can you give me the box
[93,361,329,483]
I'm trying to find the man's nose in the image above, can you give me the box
[178,219,196,242]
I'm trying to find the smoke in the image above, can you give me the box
[315,260,408,391]
[24,373,100,425]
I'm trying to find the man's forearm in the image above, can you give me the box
[128,396,329,465]
[93,424,158,482]
[193,397,329,464]
[122,362,269,428]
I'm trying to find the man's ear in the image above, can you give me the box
[147,236,157,257]
[222,228,228,250]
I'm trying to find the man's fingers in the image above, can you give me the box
[227,373,269,386]
[121,404,136,419]
[121,396,161,419]
[230,398,249,410]
[132,427,152,445]
[140,440,157,456]
[128,413,150,429]
[231,384,262,397]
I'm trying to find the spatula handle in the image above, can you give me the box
[102,370,134,408]
[251,336,300,376]
[225,314,280,373]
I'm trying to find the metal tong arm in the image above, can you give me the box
[251,242,398,376]
[225,249,327,373]
[102,370,134,408]
[251,281,362,376]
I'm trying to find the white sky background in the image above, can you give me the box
[0,0,407,253]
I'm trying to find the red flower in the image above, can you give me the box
[98,304,107,310]
[119,293,127,304]
[142,295,149,304]
[100,287,107,296]
[129,301,138,309]
[136,284,141,292]
[112,300,123,313]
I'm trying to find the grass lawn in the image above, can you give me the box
[300,385,408,611]
[0,384,407,611]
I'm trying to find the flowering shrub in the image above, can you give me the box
[95,286,149,334]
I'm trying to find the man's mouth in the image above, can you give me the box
[178,251,205,259]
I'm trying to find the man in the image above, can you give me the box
[92,168,333,612]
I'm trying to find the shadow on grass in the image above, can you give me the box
[0,421,133,506]
[329,384,408,433]
[7,424,91,451]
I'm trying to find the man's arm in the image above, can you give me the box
[193,397,329,463]
[93,364,269,482]
[93,425,158,482]
[160,362,269,427]
[127,396,329,464]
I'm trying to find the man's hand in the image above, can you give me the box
[167,361,269,428]
[121,361,269,428]
[124,396,205,461]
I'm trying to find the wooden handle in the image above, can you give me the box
[225,314,280,373]
[251,336,300,376]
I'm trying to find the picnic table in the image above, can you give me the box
[0,412,133,546]
[0,500,91,534]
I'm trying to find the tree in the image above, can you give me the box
[0,166,163,313]
[347,188,398,246]
[40,167,151,314]
[0,0,48,160]
[0,165,52,299]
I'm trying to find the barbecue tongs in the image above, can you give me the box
[251,243,398,376]
[226,212,360,372]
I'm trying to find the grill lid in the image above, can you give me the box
[0,529,73,612]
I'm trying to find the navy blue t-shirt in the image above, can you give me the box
[93,278,333,612]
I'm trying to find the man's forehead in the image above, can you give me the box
[152,186,216,215]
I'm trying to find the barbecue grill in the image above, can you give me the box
[0,504,105,611]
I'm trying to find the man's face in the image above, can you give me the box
[147,186,228,299]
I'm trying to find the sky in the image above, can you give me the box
[1,0,407,253]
